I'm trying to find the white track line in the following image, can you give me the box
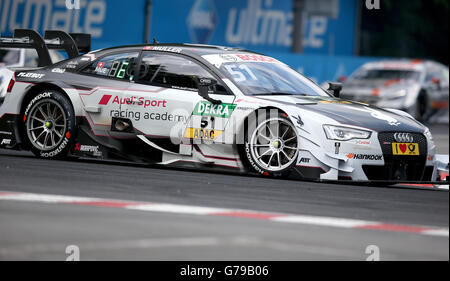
[0,191,447,237]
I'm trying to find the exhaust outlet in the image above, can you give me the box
[111,117,133,133]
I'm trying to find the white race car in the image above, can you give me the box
[340,60,449,122]
[1,48,64,104]
[0,30,448,184]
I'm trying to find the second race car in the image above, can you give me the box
[340,60,449,122]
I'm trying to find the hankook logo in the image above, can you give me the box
[394,133,413,143]
[346,153,383,161]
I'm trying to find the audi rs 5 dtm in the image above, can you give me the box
[0,29,448,184]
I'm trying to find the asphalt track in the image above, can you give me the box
[0,125,448,260]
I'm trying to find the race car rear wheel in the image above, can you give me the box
[24,90,76,158]
[242,112,299,177]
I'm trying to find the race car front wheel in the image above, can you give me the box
[415,90,429,122]
[242,113,299,177]
[24,90,76,158]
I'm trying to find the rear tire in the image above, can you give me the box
[23,90,76,158]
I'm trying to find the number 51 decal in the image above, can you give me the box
[224,64,258,82]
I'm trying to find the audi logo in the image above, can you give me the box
[394,133,414,143]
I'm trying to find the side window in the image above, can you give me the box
[137,52,228,94]
[24,49,38,67]
[442,68,449,84]
[425,65,441,82]
[82,52,139,80]
[436,66,449,84]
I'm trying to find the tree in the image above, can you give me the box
[359,0,449,64]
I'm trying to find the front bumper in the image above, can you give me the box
[294,130,444,182]
[362,132,431,181]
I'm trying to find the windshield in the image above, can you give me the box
[203,54,329,96]
[0,48,21,66]
[351,69,421,80]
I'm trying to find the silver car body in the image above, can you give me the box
[341,60,449,120]
[0,48,64,102]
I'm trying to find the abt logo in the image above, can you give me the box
[365,0,380,10]
[1,139,12,145]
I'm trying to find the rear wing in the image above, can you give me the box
[0,29,91,67]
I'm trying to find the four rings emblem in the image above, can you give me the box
[394,133,414,143]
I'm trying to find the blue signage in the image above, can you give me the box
[152,0,357,55]
[187,0,218,44]
[0,0,147,50]
[0,0,363,82]
[1,0,356,55]
[271,52,377,83]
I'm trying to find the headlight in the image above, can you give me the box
[323,125,372,141]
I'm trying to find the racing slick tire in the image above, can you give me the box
[240,111,299,177]
[415,90,430,122]
[23,90,76,159]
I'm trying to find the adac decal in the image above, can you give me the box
[346,153,382,160]
[193,101,236,118]
[184,128,223,140]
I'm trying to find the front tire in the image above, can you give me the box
[415,90,429,122]
[23,90,76,158]
[241,112,299,177]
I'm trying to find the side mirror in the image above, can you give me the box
[198,77,222,104]
[337,75,347,82]
[431,77,441,88]
[327,82,343,98]
[431,77,440,84]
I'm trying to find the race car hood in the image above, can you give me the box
[342,78,416,96]
[255,95,425,132]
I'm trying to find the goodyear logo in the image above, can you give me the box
[193,101,236,118]
[184,128,223,140]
